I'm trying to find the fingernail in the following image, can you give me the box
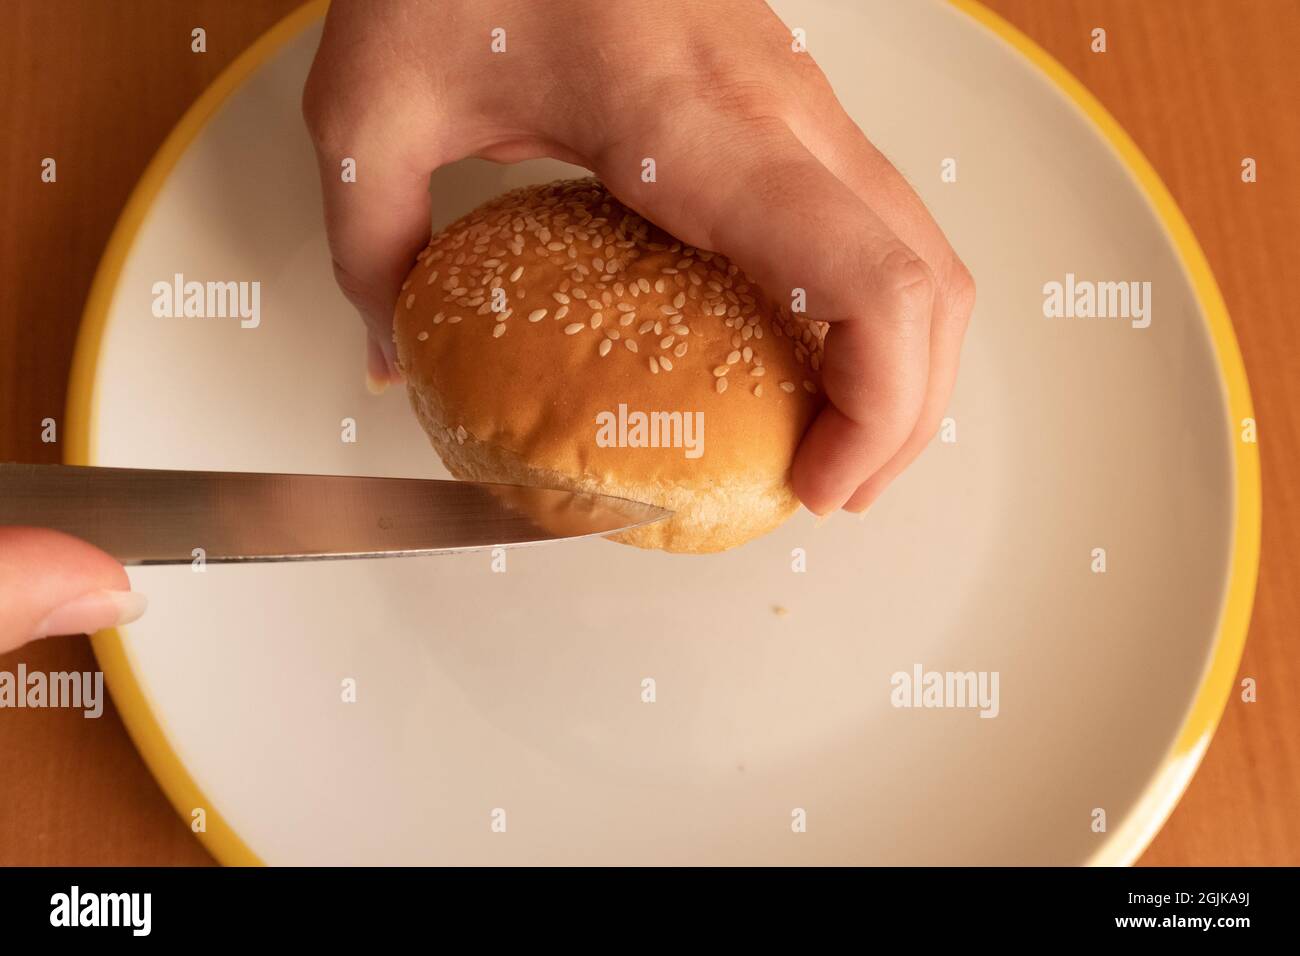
[813,513,830,528]
[382,342,405,384]
[33,589,148,640]
[365,370,390,395]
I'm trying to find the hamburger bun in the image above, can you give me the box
[393,178,825,553]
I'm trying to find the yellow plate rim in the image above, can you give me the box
[65,0,1260,867]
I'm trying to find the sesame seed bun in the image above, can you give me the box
[393,178,825,554]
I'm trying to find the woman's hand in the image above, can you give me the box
[303,0,974,515]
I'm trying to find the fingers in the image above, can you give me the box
[790,104,976,511]
[842,259,975,512]
[302,14,450,389]
[597,115,933,513]
[0,528,146,654]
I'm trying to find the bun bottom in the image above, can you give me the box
[407,387,799,554]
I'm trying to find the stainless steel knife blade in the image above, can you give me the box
[0,463,671,565]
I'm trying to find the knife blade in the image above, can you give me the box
[0,463,671,565]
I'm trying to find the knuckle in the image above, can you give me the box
[682,45,792,120]
[300,67,336,145]
[868,245,937,320]
[944,258,977,321]
[329,257,372,310]
[712,76,787,119]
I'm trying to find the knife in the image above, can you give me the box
[0,463,670,565]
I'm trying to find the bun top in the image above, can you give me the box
[393,178,825,493]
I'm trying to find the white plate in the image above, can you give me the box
[69,0,1258,865]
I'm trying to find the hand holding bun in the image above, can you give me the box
[394,179,826,553]
[307,0,975,520]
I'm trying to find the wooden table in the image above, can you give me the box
[1,0,1295,866]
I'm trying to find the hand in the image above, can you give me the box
[0,528,147,654]
[302,0,974,515]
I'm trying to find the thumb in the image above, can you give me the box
[302,22,445,392]
[0,528,147,654]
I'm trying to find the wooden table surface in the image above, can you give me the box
[1,0,1295,866]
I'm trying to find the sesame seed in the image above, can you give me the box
[493,322,507,337]
[412,180,821,393]
[803,380,817,393]
[649,356,660,374]
[417,330,429,342]
[716,377,728,394]
[401,278,411,291]
[780,381,795,393]
[405,293,415,309]
[564,323,584,335]
[713,365,729,377]
[456,425,468,443]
